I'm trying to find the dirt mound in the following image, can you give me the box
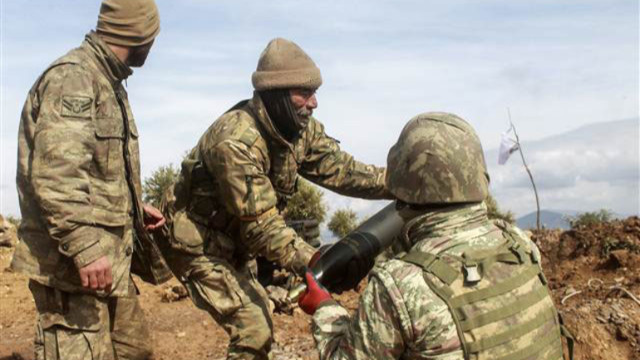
[532,216,640,360]
[1,217,639,359]
[0,215,18,248]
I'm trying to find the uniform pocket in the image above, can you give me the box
[94,117,125,181]
[29,281,104,331]
[171,210,206,255]
[205,230,236,261]
[185,261,249,317]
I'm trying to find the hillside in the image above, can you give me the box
[1,217,639,359]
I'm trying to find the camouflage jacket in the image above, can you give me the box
[163,93,389,275]
[312,203,562,360]
[12,32,149,296]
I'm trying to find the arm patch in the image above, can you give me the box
[238,128,259,147]
[61,95,93,118]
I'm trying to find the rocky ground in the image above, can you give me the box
[1,217,639,360]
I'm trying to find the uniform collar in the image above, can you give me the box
[402,202,489,245]
[83,31,133,84]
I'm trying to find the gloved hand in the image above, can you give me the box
[298,271,332,315]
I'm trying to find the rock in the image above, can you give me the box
[616,326,629,341]
[0,214,18,248]
[266,285,295,315]
[161,284,189,302]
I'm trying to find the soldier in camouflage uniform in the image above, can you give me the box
[157,38,390,359]
[300,113,571,359]
[11,1,170,359]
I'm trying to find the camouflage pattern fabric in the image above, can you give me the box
[386,112,490,205]
[159,247,273,359]
[11,32,156,359]
[158,92,390,359]
[312,203,563,360]
[30,280,151,360]
[11,31,146,295]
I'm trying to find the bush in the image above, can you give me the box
[568,209,614,229]
[6,216,21,228]
[486,194,515,224]
[283,179,327,223]
[328,209,358,238]
[143,164,180,207]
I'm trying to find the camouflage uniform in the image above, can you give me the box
[11,32,156,360]
[310,113,566,360]
[158,92,389,359]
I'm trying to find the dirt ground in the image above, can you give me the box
[1,217,639,359]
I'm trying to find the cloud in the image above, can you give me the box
[1,0,638,220]
[487,119,639,216]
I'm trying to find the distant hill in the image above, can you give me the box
[486,118,639,217]
[516,210,575,230]
[517,209,633,230]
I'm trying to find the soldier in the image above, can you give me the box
[11,1,170,359]
[299,113,572,359]
[157,38,391,359]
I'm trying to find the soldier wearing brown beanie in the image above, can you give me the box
[155,38,392,359]
[11,1,169,359]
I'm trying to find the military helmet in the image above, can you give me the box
[386,112,489,204]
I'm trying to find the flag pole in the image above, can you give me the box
[508,109,541,231]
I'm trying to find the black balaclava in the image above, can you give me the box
[259,89,310,142]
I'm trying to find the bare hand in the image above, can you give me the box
[78,256,112,291]
[143,203,166,231]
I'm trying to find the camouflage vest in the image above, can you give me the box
[401,221,573,360]
[174,99,302,227]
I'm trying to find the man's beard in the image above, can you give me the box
[295,106,312,128]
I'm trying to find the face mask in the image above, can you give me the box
[127,41,154,68]
[259,89,309,142]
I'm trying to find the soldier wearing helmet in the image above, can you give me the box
[156,38,391,359]
[300,113,571,360]
[11,0,169,359]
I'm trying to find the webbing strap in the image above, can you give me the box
[459,285,549,330]
[450,265,541,307]
[494,329,561,360]
[402,252,458,285]
[558,313,575,360]
[466,307,558,353]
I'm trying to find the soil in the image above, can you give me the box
[1,217,639,360]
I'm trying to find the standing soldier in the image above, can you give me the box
[299,113,572,360]
[11,1,170,359]
[158,38,391,359]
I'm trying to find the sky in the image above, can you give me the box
[1,0,638,222]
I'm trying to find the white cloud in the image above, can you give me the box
[1,0,638,220]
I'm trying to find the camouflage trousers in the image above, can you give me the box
[29,280,151,360]
[163,251,274,360]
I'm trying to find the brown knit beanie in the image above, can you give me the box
[252,38,322,91]
[96,0,160,47]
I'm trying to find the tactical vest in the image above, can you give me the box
[401,222,573,360]
[176,100,300,228]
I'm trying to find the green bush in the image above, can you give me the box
[485,194,515,224]
[568,209,614,229]
[328,209,358,238]
[283,179,327,223]
[143,164,180,207]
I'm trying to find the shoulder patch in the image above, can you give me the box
[61,95,92,118]
[238,127,260,147]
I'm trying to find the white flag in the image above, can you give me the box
[498,126,519,165]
